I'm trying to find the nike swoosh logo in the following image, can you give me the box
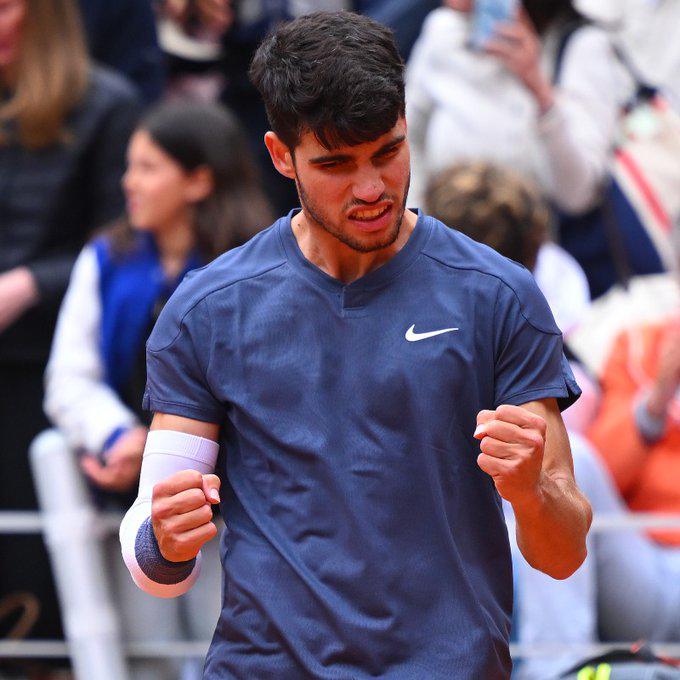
[405,324,459,342]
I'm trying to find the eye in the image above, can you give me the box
[319,161,342,170]
[375,146,401,163]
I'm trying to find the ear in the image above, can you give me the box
[185,166,214,203]
[264,131,296,180]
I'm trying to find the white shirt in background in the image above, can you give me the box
[405,8,623,214]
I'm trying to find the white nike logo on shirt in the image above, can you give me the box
[405,325,459,342]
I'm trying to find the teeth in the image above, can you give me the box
[352,207,386,220]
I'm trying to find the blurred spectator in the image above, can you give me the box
[0,0,139,657]
[163,1,437,213]
[425,161,680,678]
[406,0,622,218]
[579,0,680,111]
[587,227,680,546]
[568,271,680,380]
[43,101,271,678]
[359,0,439,61]
[510,432,680,679]
[158,0,349,214]
[425,162,590,336]
[78,0,166,104]
[156,2,225,102]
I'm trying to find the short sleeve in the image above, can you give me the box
[143,295,225,423]
[493,272,581,412]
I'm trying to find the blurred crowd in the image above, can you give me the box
[0,0,679,679]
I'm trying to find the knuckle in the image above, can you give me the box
[188,488,206,506]
[151,499,169,521]
[534,415,546,431]
[173,533,190,550]
[163,534,178,554]
[182,469,204,487]
[496,404,513,419]
[163,516,179,536]
[530,432,544,448]
[151,482,165,502]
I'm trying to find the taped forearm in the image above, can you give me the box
[119,430,219,598]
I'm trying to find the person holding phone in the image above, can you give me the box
[406,0,623,218]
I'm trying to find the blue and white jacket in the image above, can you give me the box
[44,232,202,456]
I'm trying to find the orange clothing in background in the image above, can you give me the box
[588,321,680,546]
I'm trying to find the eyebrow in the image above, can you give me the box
[308,135,406,165]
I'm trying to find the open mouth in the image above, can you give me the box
[350,205,391,222]
[347,204,393,231]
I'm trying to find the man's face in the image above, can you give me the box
[291,118,411,253]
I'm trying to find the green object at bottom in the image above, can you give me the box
[577,664,612,680]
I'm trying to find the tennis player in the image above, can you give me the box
[121,11,591,679]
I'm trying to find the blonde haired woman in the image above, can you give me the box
[0,0,139,664]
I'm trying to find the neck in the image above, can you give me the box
[154,217,196,277]
[291,209,418,284]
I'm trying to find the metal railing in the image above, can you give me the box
[3,428,680,677]
[3,508,680,663]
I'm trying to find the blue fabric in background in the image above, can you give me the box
[93,233,201,395]
[361,0,440,60]
[558,179,665,299]
[78,0,165,104]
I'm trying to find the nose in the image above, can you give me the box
[352,168,385,204]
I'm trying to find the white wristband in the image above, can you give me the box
[119,430,219,598]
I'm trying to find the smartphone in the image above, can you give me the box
[469,0,518,50]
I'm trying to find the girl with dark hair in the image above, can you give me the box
[46,101,270,496]
[42,101,271,677]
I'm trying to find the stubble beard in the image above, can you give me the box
[295,173,411,253]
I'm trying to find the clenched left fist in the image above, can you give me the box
[474,404,546,505]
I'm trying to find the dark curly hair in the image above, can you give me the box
[249,11,405,151]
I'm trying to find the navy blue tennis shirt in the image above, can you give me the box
[143,210,580,679]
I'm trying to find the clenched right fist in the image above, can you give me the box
[151,470,221,562]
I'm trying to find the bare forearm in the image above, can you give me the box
[513,474,591,580]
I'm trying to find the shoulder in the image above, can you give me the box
[569,23,611,50]
[411,8,468,56]
[86,65,140,110]
[556,22,614,67]
[147,221,285,353]
[421,216,561,334]
[89,232,117,268]
[420,7,469,38]
[163,219,286,316]
[90,230,153,269]
[422,215,535,290]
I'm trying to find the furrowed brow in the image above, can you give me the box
[372,135,406,158]
[308,135,407,165]
[308,153,353,165]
